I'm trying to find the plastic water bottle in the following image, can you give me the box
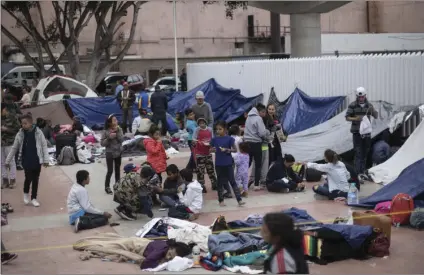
[192,245,200,265]
[347,183,359,205]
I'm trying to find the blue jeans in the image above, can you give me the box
[159,194,178,208]
[353,133,371,174]
[313,183,348,200]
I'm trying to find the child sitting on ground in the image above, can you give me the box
[153,164,184,208]
[132,108,152,135]
[168,168,203,221]
[67,170,112,233]
[233,142,250,197]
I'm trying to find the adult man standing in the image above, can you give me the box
[244,103,270,191]
[180,68,187,91]
[191,91,214,128]
[117,82,135,133]
[150,85,168,136]
[345,87,378,176]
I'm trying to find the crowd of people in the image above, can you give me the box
[1,84,386,270]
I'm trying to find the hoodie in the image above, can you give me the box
[244,108,270,143]
[177,180,203,214]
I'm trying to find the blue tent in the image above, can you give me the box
[168,78,263,123]
[280,88,345,135]
[356,158,424,208]
[66,96,178,131]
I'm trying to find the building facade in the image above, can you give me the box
[2,1,424,83]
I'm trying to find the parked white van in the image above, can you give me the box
[1,64,66,86]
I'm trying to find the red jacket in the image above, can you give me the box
[143,138,167,173]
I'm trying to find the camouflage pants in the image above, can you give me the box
[196,154,217,188]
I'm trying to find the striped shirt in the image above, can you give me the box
[345,101,378,133]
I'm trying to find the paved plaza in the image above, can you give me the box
[1,150,423,274]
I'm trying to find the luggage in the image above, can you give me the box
[57,146,76,165]
[390,193,414,226]
[55,132,77,158]
[352,210,392,243]
[410,208,424,229]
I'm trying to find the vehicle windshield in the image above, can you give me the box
[42,77,88,98]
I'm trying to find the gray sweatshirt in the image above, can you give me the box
[67,183,103,216]
[244,108,270,143]
[191,102,214,127]
[101,127,124,158]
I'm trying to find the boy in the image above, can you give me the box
[185,108,197,171]
[132,108,152,135]
[169,168,203,221]
[1,103,20,189]
[5,113,49,207]
[192,117,217,192]
[153,164,184,208]
[67,170,112,233]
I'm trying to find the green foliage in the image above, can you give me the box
[203,1,247,19]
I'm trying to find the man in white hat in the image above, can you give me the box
[191,91,214,128]
[345,87,378,176]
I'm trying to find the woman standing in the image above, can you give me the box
[266,104,285,164]
[101,114,123,195]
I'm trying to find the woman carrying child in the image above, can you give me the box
[210,121,246,207]
[101,114,124,195]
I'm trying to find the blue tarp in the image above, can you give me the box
[168,78,263,123]
[66,96,178,131]
[281,88,345,135]
[356,158,424,207]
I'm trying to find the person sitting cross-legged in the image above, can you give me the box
[265,154,305,193]
[67,170,112,233]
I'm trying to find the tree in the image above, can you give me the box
[1,1,145,88]
[203,1,247,19]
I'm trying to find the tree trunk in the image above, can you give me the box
[85,51,102,89]
[66,45,80,80]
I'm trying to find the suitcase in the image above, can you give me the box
[352,210,392,244]
[55,133,78,160]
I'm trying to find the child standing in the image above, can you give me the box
[1,103,20,189]
[101,114,124,195]
[229,124,243,154]
[5,113,49,207]
[261,212,309,274]
[185,108,197,171]
[143,125,167,182]
[211,121,245,207]
[193,117,216,193]
[234,142,250,197]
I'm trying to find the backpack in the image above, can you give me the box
[410,208,424,229]
[390,193,414,226]
[374,201,392,215]
[57,146,76,165]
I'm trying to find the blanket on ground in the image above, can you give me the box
[73,233,151,263]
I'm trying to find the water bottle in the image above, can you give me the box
[347,183,359,205]
[192,245,200,265]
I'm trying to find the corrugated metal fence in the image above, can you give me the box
[187,53,424,107]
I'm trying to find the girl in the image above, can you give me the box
[193,117,216,192]
[307,149,350,201]
[185,108,197,171]
[261,212,309,274]
[229,124,243,154]
[266,103,286,164]
[210,120,245,207]
[143,125,167,183]
[233,142,250,197]
[101,114,124,195]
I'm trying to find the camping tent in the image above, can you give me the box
[167,78,263,123]
[368,119,424,185]
[282,101,397,162]
[24,101,73,126]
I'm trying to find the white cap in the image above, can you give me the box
[195,91,205,99]
[356,87,366,96]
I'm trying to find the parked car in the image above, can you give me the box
[1,65,65,86]
[96,73,145,95]
[147,76,181,92]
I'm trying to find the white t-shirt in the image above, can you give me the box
[21,93,31,105]
[307,161,350,192]
[231,135,243,158]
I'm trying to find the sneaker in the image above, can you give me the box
[74,217,80,233]
[202,185,207,193]
[219,202,226,207]
[114,207,126,219]
[105,187,113,195]
[114,208,135,221]
[124,210,137,221]
[1,178,9,189]
[1,253,18,265]
[23,193,30,205]
[31,199,40,207]
[253,186,262,191]
[8,179,16,189]
[241,191,248,198]
[238,201,246,206]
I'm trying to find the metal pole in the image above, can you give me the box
[173,0,179,89]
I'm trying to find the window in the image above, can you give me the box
[4,72,18,79]
[127,75,134,83]
[234,42,244,49]
[105,75,126,85]
[21,71,39,79]
[159,79,175,86]
[43,77,88,99]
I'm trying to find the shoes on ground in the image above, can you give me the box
[1,253,18,265]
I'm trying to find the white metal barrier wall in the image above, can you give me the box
[187,53,424,107]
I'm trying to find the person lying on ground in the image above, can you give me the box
[168,168,203,221]
[261,212,309,274]
[67,170,112,233]
[1,241,18,265]
[153,164,184,208]
[265,154,305,193]
[132,108,152,135]
[307,149,350,201]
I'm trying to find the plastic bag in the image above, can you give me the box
[359,115,372,135]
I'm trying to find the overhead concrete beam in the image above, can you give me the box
[248,1,350,14]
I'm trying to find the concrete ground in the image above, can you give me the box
[1,150,423,274]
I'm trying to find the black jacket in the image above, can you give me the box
[266,158,302,185]
[150,91,168,116]
[161,176,183,196]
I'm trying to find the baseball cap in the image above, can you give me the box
[195,91,205,99]
[356,87,366,97]
[123,163,140,174]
